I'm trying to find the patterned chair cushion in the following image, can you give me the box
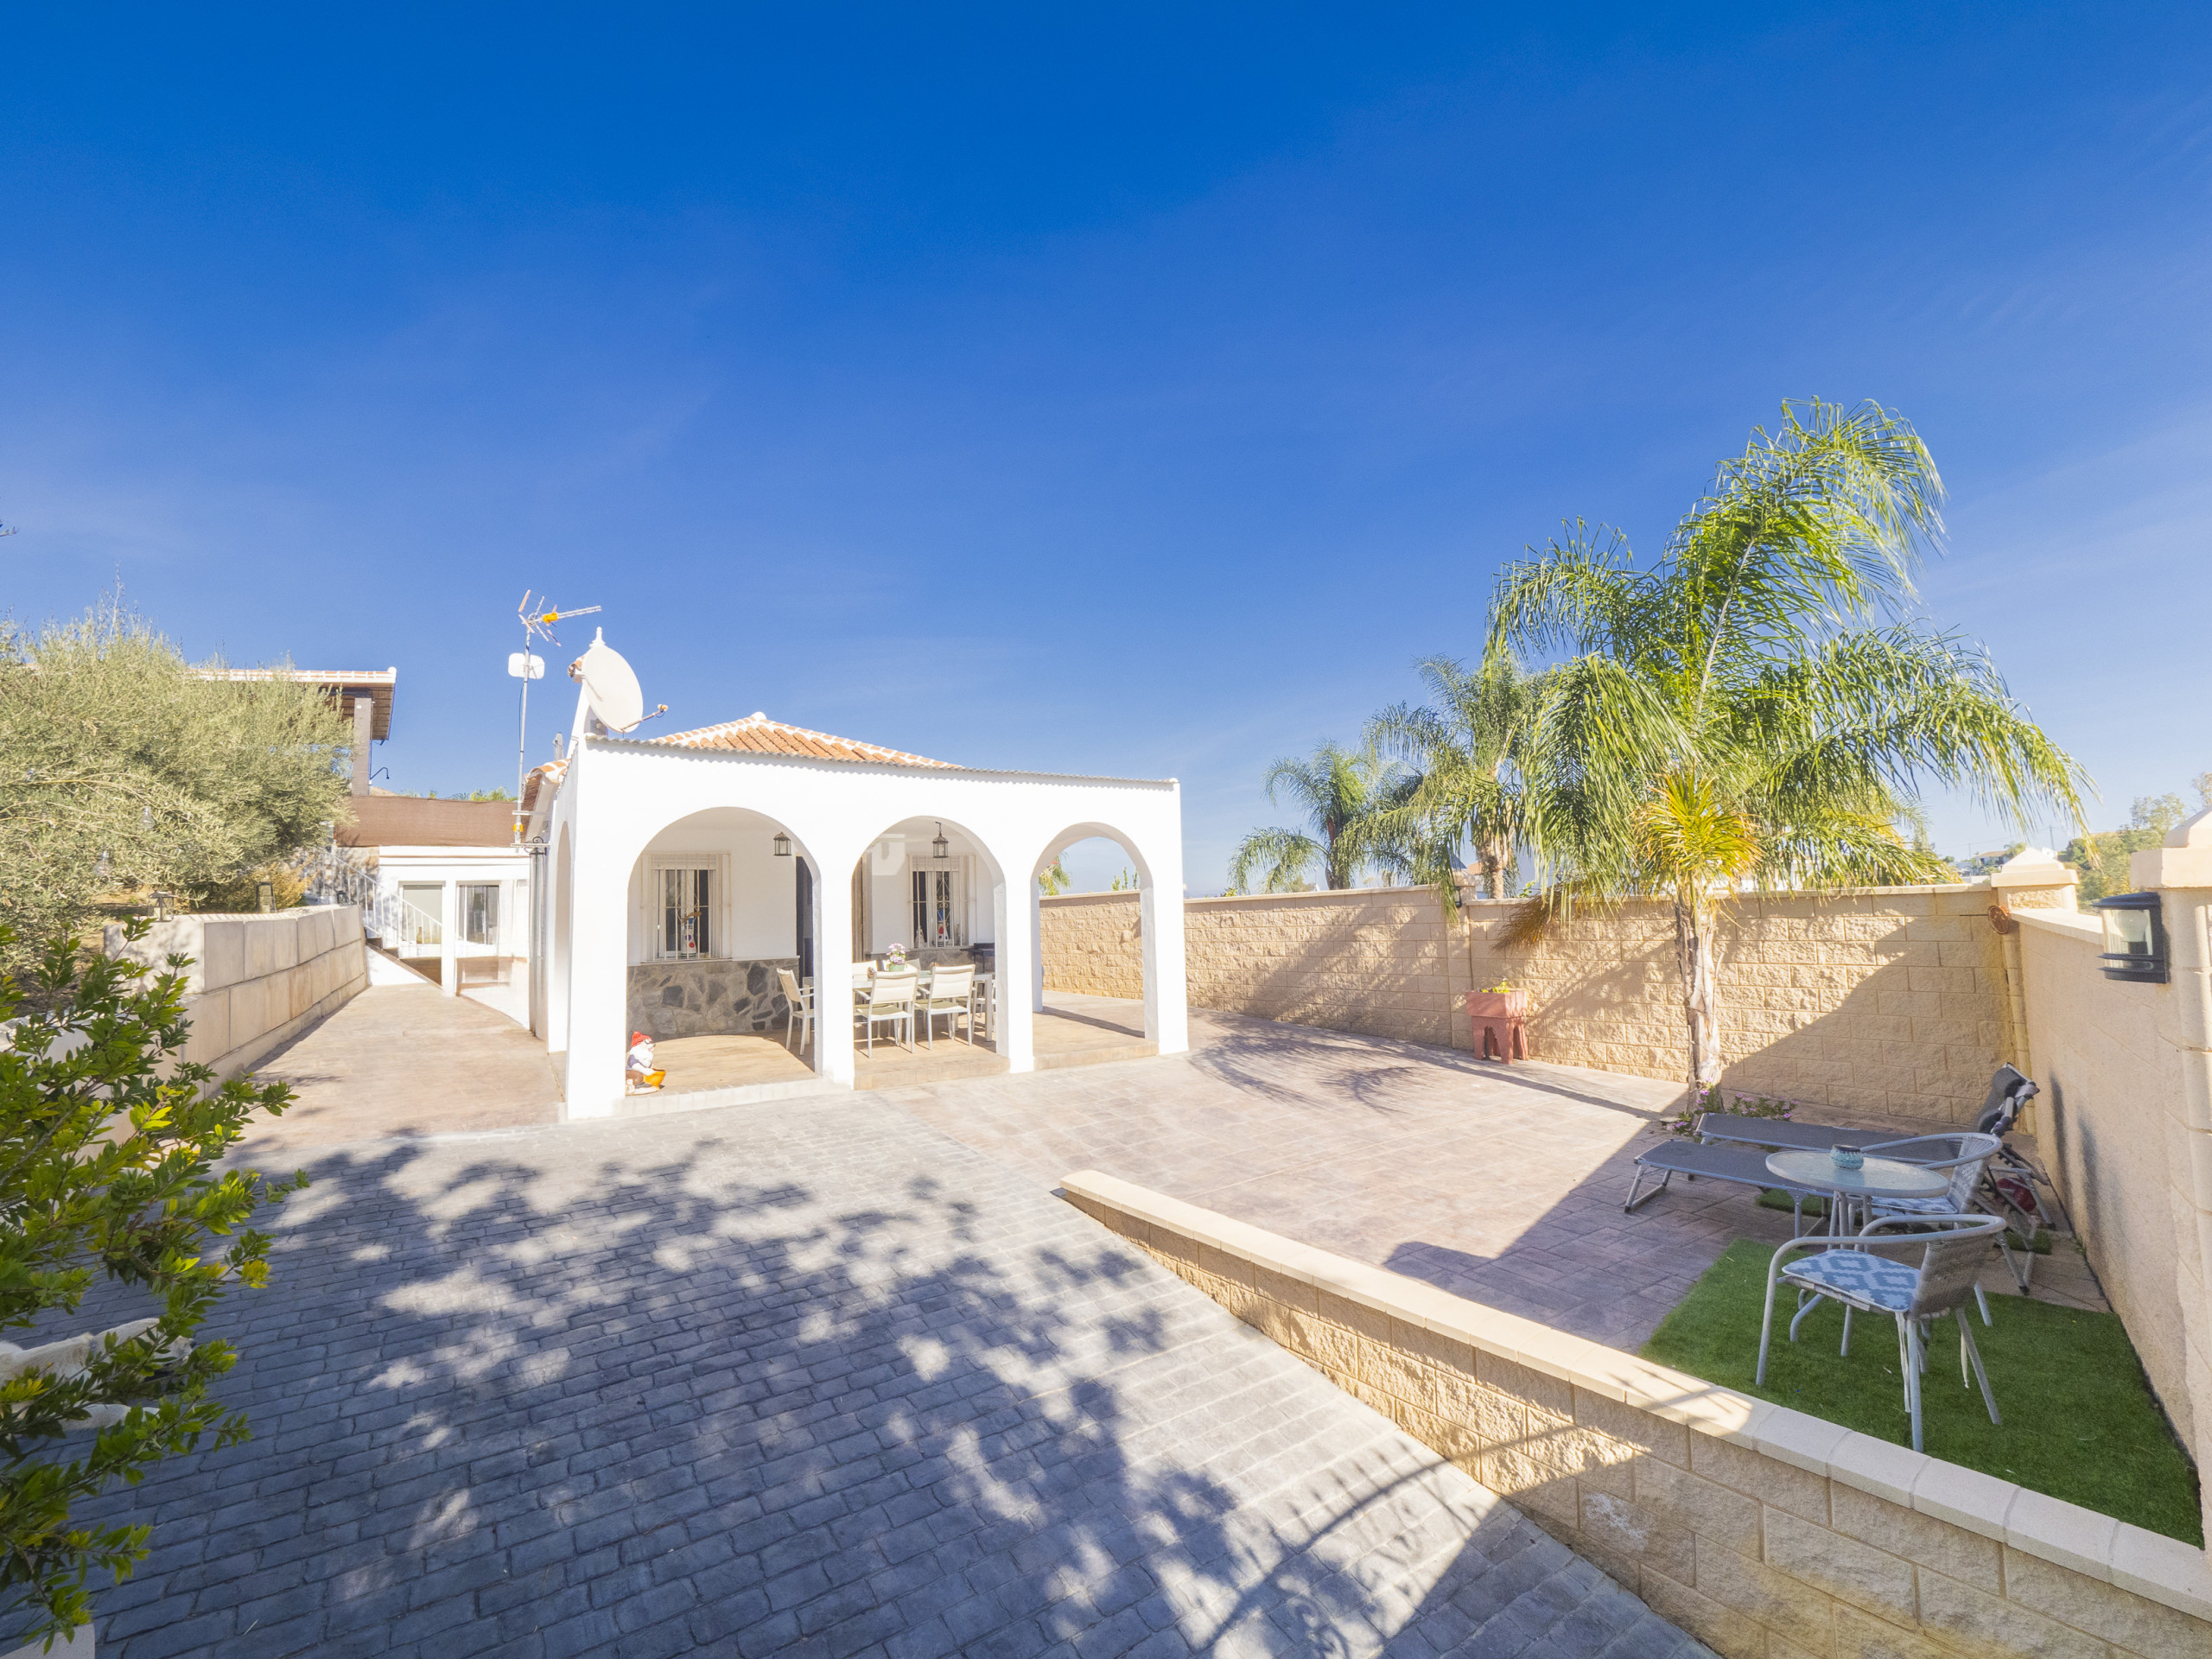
[1782,1249,1916,1313]
[1870,1195,1959,1217]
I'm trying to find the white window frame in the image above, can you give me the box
[909,856,968,950]
[647,854,729,962]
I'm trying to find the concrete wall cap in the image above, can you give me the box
[1909,1456,2018,1541]
[2108,1522,2212,1622]
[2008,908,2101,941]
[2005,1489,2120,1583]
[1990,848,2078,891]
[1747,1408,1852,1476]
[1063,1167,2196,1606]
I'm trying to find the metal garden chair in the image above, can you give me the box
[856,969,915,1054]
[775,967,813,1053]
[1757,1213,2006,1452]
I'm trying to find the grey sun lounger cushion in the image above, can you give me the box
[1696,1066,2037,1156]
[1623,1139,1827,1217]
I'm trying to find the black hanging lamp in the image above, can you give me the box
[772,831,791,857]
[931,823,950,865]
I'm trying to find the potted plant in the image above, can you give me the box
[1465,976,1528,1020]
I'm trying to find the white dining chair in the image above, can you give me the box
[918,964,974,1047]
[775,967,813,1053]
[857,970,916,1054]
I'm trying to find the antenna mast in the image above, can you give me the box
[511,592,601,845]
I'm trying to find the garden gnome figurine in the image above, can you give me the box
[625,1031,665,1094]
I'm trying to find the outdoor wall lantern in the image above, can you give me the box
[2094,892,2169,983]
[931,823,950,865]
[256,878,276,914]
[772,831,791,857]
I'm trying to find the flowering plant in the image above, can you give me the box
[1480,976,1515,994]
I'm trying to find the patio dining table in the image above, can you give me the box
[1764,1149,1948,1238]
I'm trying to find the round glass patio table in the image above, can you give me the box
[1765,1149,1949,1236]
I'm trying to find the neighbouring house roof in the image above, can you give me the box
[648,712,957,770]
[337,795,518,849]
[198,667,397,739]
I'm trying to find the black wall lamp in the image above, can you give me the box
[2094,892,2169,983]
[772,831,791,857]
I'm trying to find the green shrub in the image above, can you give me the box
[0,922,306,1644]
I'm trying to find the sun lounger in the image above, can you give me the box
[1623,1141,1829,1230]
[1695,1067,2036,1155]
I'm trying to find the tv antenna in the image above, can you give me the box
[510,592,602,845]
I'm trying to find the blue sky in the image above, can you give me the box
[5,5,2208,892]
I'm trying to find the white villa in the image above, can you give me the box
[523,639,1187,1118]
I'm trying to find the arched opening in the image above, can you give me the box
[621,806,821,1097]
[1033,824,1157,1063]
[845,817,1008,1079]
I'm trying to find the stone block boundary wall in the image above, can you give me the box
[105,907,368,1079]
[1061,1171,2212,1659]
[1044,878,2049,1122]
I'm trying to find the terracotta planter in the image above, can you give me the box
[1465,991,1529,1020]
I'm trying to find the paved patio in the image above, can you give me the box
[75,1100,1705,1659]
[883,1001,2106,1349]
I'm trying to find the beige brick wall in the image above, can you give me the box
[2014,908,2200,1467]
[1039,890,1145,998]
[1045,882,2014,1122]
[1064,1171,2212,1659]
[106,908,369,1080]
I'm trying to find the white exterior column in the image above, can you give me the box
[1140,881,1189,1056]
[814,853,857,1086]
[563,828,631,1121]
[1029,883,1046,1014]
[1000,875,1036,1073]
[438,880,459,997]
[546,831,572,1055]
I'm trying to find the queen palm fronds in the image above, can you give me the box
[1489,399,2088,1087]
[1230,741,1409,893]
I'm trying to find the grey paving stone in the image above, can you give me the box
[46,1098,1703,1659]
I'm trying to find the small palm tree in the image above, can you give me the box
[1230,742,1409,893]
[1360,653,1541,903]
[1491,399,2088,1090]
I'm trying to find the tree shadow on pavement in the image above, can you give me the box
[48,1109,1644,1659]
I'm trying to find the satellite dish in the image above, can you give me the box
[569,635,645,733]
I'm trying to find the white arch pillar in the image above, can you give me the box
[563,829,631,1119]
[813,849,857,1086]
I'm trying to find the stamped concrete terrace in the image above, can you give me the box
[84,1098,1707,1659]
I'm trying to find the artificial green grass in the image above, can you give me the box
[1643,1238,2202,1544]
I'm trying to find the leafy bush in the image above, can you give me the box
[0,922,306,1645]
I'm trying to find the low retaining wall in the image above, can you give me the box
[105,907,368,1079]
[1044,878,2050,1122]
[1061,1170,2212,1659]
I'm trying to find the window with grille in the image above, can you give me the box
[657,865,714,960]
[911,865,963,949]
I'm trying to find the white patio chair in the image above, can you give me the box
[1862,1131,2005,1322]
[1757,1213,2005,1452]
[918,964,974,1048]
[857,970,915,1054]
[775,967,813,1053]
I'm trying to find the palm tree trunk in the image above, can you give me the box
[1672,896,1723,1090]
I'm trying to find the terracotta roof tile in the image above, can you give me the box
[647,713,957,770]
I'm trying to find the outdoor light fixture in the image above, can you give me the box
[256,878,276,914]
[772,831,791,857]
[931,823,950,865]
[2094,892,2169,984]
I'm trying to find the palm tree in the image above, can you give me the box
[1489,399,2088,1090]
[1230,741,1410,893]
[1359,652,1541,903]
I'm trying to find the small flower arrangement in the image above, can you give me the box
[1653,1084,1798,1139]
[882,944,909,970]
[1480,976,1515,994]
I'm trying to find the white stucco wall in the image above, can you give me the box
[544,734,1186,1118]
